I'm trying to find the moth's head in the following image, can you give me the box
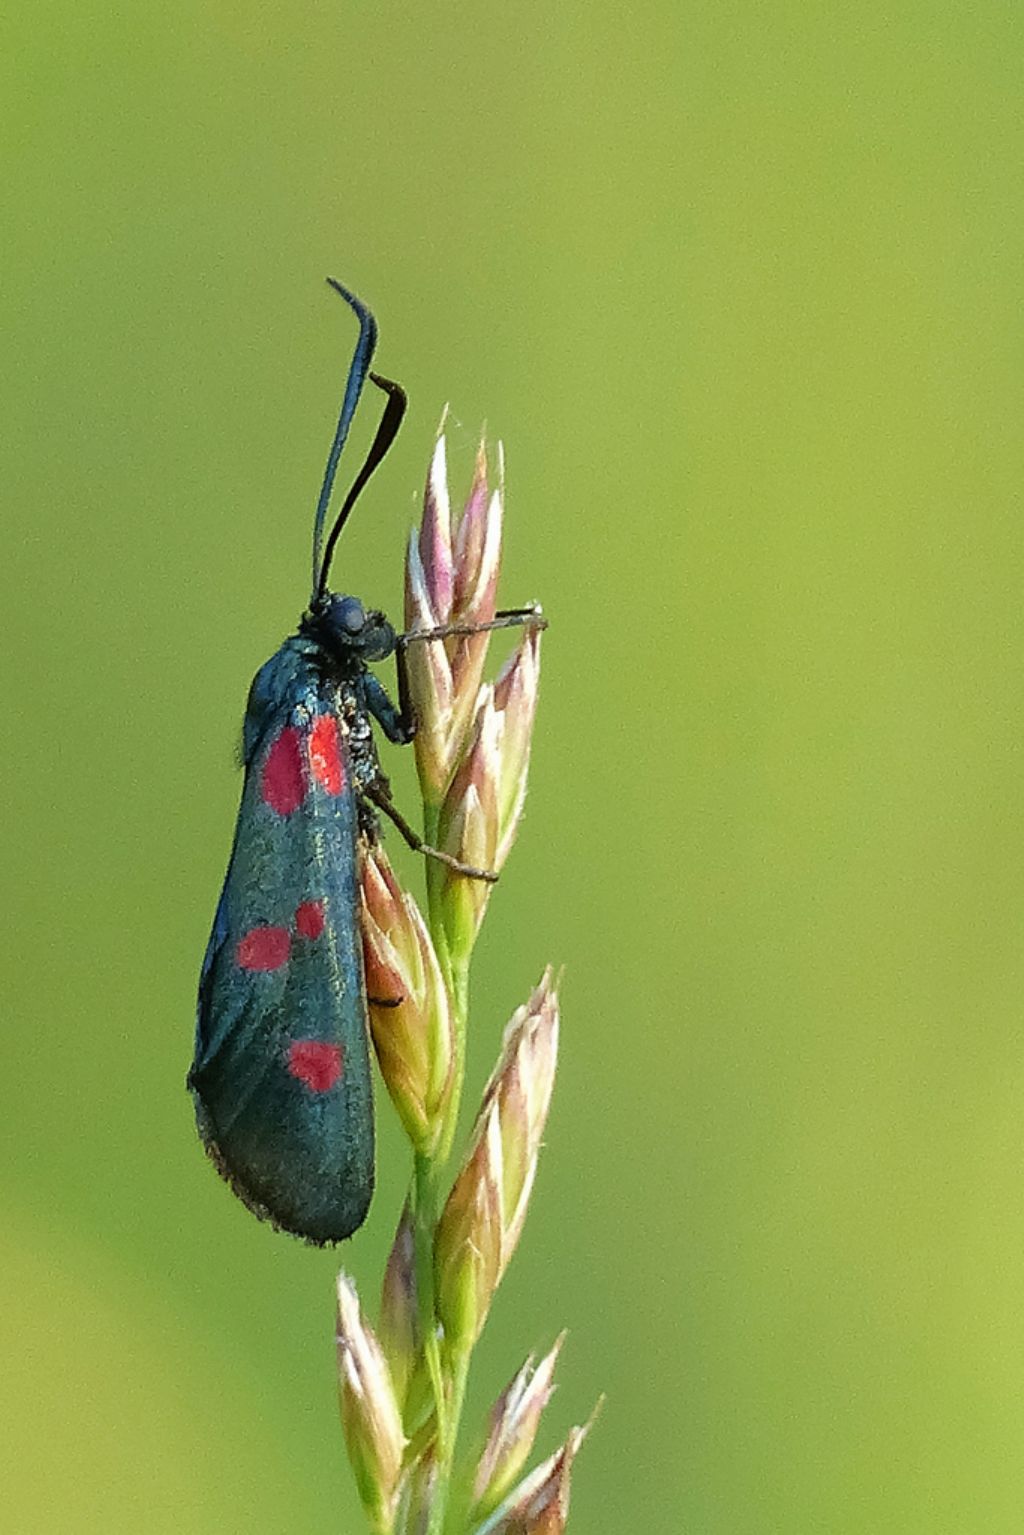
[303,592,396,663]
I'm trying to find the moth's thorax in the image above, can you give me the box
[334,672,382,801]
[243,634,381,796]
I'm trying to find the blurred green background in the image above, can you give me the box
[3,3,1023,1531]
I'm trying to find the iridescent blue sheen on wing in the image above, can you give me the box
[189,636,374,1244]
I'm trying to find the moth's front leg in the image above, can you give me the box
[363,672,415,745]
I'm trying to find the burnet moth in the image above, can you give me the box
[189,282,535,1244]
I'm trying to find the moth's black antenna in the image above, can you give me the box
[310,280,378,604]
[317,372,407,599]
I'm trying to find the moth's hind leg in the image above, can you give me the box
[361,781,498,883]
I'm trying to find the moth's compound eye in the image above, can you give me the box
[336,596,365,634]
[361,614,396,661]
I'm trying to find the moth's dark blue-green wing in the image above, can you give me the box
[190,657,373,1244]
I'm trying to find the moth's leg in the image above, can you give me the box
[362,781,498,883]
[393,638,416,742]
[364,672,415,744]
[372,607,544,871]
[393,604,547,738]
[399,605,547,647]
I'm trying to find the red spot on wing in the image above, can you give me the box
[295,899,325,940]
[236,925,291,971]
[309,714,344,795]
[288,1039,344,1092]
[262,727,305,814]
